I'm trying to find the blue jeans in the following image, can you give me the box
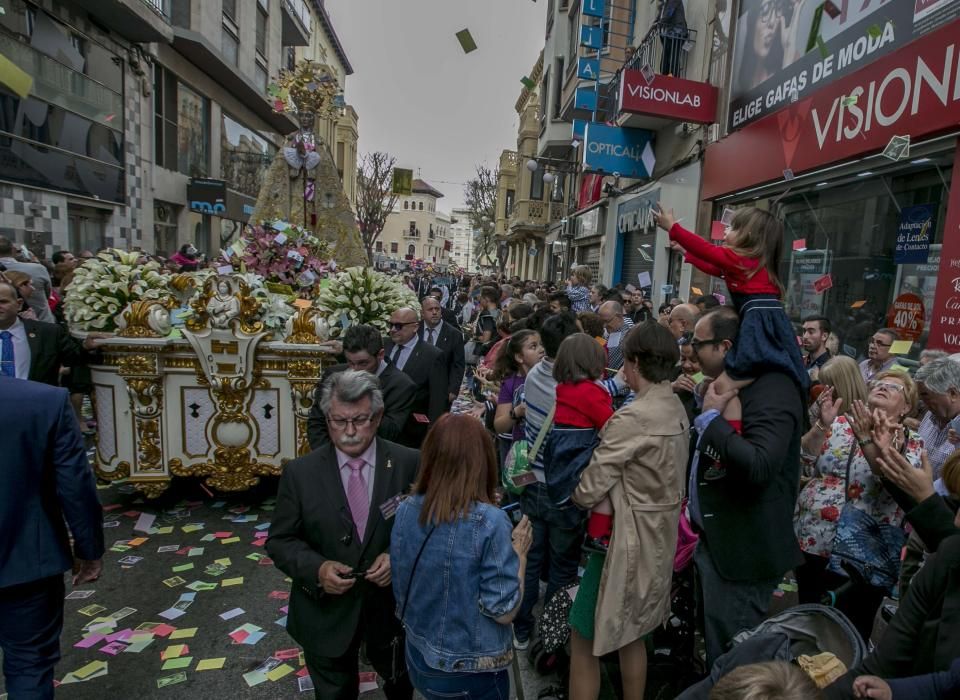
[406,642,509,700]
[514,481,586,640]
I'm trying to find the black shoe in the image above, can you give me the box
[583,535,609,554]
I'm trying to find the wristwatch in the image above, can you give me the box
[858,437,874,448]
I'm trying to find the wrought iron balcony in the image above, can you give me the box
[608,21,698,114]
[281,0,311,46]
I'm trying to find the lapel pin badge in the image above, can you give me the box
[386,458,392,470]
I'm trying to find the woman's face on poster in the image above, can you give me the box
[753,1,779,58]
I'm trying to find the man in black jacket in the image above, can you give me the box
[306,324,415,449]
[267,370,418,699]
[384,307,447,447]
[689,307,805,664]
[0,281,101,385]
[418,296,465,405]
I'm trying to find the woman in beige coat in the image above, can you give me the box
[569,320,690,700]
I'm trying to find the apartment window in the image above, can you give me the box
[375,241,383,252]
[567,12,578,70]
[222,0,236,21]
[254,61,268,93]
[419,202,423,211]
[407,244,416,257]
[505,189,516,217]
[530,168,545,201]
[222,29,238,66]
[177,82,210,177]
[404,201,409,210]
[284,46,296,71]
[409,221,417,236]
[554,58,565,118]
[390,242,398,254]
[551,172,566,202]
[546,0,555,36]
[154,65,209,176]
[255,5,268,57]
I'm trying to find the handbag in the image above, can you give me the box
[828,437,907,590]
[503,405,556,495]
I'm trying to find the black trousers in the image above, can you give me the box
[795,552,886,644]
[305,620,412,700]
[0,575,64,700]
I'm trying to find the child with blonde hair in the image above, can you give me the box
[710,661,822,700]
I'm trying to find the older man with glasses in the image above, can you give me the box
[860,328,899,382]
[267,370,420,700]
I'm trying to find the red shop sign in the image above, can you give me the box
[926,144,960,352]
[619,72,719,125]
[702,18,960,200]
[886,292,925,342]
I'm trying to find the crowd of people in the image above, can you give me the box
[3,205,960,700]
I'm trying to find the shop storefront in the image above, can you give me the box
[701,1,960,360]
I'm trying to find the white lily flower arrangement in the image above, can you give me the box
[63,249,170,332]
[313,267,420,336]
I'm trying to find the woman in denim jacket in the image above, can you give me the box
[391,413,533,699]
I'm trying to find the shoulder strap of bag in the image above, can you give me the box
[843,437,858,503]
[400,526,436,624]
[529,405,556,461]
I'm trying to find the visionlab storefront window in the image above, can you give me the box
[725,149,954,362]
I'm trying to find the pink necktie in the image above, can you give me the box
[346,458,369,541]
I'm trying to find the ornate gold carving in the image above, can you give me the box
[133,480,170,499]
[168,448,282,491]
[135,418,163,472]
[285,306,322,344]
[164,357,200,370]
[118,354,157,376]
[289,378,318,457]
[94,458,130,481]
[211,340,239,354]
[116,299,168,338]
[287,359,322,379]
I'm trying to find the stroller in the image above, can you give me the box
[675,604,868,699]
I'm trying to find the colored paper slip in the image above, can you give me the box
[161,656,193,670]
[171,563,194,573]
[220,607,245,620]
[161,644,188,660]
[197,657,226,671]
[169,627,197,640]
[220,537,240,544]
[455,28,477,53]
[266,663,295,681]
[221,577,244,587]
[889,340,913,355]
[73,660,108,680]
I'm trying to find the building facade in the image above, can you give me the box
[378,178,453,269]
[449,207,476,272]
[0,0,357,260]
[700,0,960,362]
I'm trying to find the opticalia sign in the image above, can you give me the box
[582,122,655,179]
[619,72,719,124]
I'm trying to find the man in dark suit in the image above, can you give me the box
[384,306,447,447]
[307,324,416,449]
[688,307,805,665]
[426,286,459,327]
[419,296,465,405]
[0,377,104,698]
[0,281,101,385]
[267,370,418,699]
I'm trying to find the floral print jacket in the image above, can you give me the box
[794,415,923,559]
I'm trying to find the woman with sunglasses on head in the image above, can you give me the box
[794,370,923,642]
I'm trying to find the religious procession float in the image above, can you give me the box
[68,61,418,498]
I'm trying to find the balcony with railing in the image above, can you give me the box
[82,0,173,42]
[281,0,312,46]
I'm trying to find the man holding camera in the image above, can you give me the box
[267,370,419,699]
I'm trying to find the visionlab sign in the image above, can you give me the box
[582,123,655,179]
[619,71,719,124]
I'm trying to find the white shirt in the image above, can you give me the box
[335,441,376,504]
[390,334,419,371]
[0,318,31,379]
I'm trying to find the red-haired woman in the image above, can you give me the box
[391,414,533,699]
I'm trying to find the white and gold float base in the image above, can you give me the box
[87,335,329,498]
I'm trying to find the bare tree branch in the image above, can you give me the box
[463,164,499,269]
[356,151,401,266]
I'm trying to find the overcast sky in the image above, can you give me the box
[326,0,547,212]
